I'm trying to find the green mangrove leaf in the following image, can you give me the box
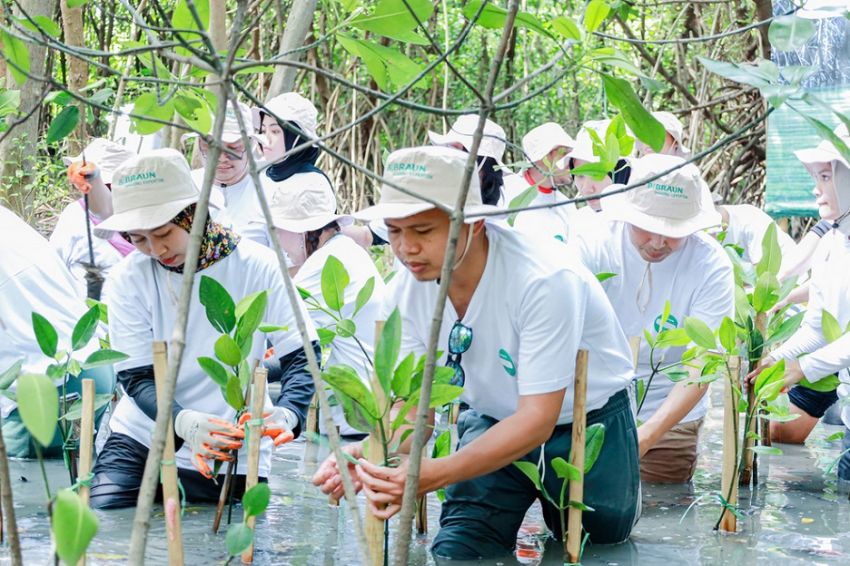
[584,423,606,473]
[684,316,716,350]
[242,483,271,518]
[198,356,229,387]
[226,523,253,556]
[16,373,58,447]
[353,276,376,317]
[374,309,402,394]
[199,275,236,334]
[321,255,350,313]
[46,105,80,144]
[551,456,581,481]
[71,305,100,351]
[52,488,98,565]
[32,312,59,358]
[215,334,242,367]
[81,349,128,369]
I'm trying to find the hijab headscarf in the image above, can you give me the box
[263,118,326,184]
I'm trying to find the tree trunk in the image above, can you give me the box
[0,0,55,220]
[754,0,773,59]
[60,0,88,156]
[267,0,317,98]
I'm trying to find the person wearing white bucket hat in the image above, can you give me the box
[748,126,850,478]
[572,153,733,483]
[269,182,386,437]
[51,138,138,298]
[186,101,270,246]
[567,119,632,217]
[508,122,578,242]
[88,149,319,508]
[313,145,639,558]
[635,111,690,158]
[428,114,524,207]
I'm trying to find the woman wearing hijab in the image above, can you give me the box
[749,126,850,478]
[88,149,319,509]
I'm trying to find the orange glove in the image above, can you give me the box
[67,161,100,194]
[174,409,245,479]
[239,409,296,447]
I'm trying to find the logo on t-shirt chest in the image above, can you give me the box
[499,348,517,377]
[653,313,679,332]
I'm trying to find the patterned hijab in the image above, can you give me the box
[122,204,240,273]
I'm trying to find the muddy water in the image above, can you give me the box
[2,387,848,565]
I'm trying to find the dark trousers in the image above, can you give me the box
[89,432,260,509]
[431,389,639,560]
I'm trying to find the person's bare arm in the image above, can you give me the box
[637,365,707,456]
[356,389,566,518]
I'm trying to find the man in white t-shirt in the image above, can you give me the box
[509,122,578,243]
[572,154,733,483]
[312,146,639,559]
[188,101,269,246]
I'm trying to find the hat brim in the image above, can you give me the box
[354,202,500,223]
[428,130,504,161]
[97,196,199,232]
[273,213,353,233]
[252,107,318,140]
[794,147,849,168]
[603,191,722,238]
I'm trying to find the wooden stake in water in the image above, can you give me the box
[566,350,589,564]
[415,495,428,535]
[153,342,184,566]
[719,357,741,533]
[306,393,320,435]
[365,321,388,566]
[742,313,767,486]
[74,378,95,566]
[241,367,267,564]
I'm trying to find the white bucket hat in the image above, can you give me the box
[794,124,850,168]
[797,0,850,19]
[565,119,612,164]
[603,153,721,238]
[354,145,500,222]
[63,138,138,185]
[270,182,351,233]
[428,115,507,162]
[252,92,318,140]
[98,149,199,232]
[521,122,576,163]
[183,101,254,144]
[651,111,691,156]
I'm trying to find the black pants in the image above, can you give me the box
[431,389,639,560]
[90,433,261,509]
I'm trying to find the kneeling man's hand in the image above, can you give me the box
[312,443,365,503]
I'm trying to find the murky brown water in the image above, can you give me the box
[2,387,848,565]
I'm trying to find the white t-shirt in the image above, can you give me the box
[721,204,796,266]
[381,223,633,425]
[49,201,129,297]
[511,183,578,244]
[0,206,94,418]
[771,229,850,428]
[295,235,386,434]
[104,239,318,476]
[572,220,734,423]
[191,169,269,247]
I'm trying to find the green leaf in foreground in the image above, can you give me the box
[242,483,271,518]
[226,523,254,556]
[16,373,59,447]
[52,488,99,565]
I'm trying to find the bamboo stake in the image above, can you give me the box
[152,342,184,566]
[742,312,766,486]
[415,496,428,535]
[241,367,268,564]
[719,357,741,533]
[366,321,388,566]
[566,350,589,564]
[77,378,96,565]
[0,414,23,566]
[306,394,319,435]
